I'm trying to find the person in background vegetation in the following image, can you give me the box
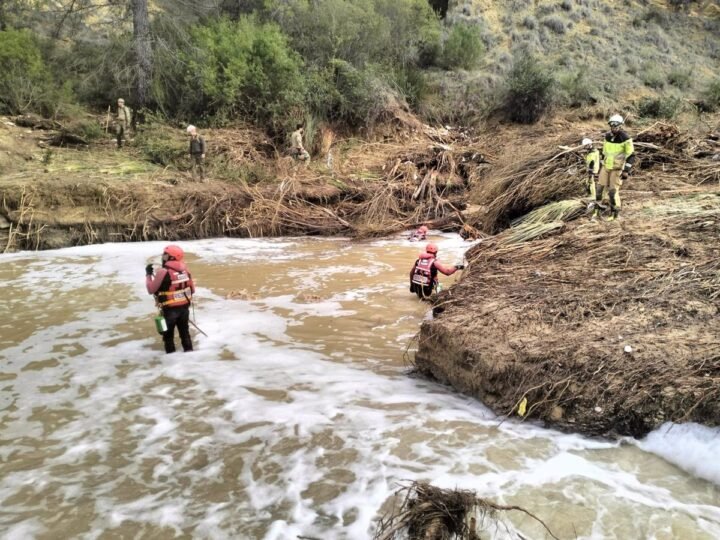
[593,114,635,221]
[187,125,206,182]
[582,137,599,199]
[290,124,310,164]
[114,98,131,148]
[409,243,464,299]
[146,244,195,354]
[409,225,429,241]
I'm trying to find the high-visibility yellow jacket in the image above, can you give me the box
[585,149,600,174]
[602,130,635,171]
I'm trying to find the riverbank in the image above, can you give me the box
[415,122,720,438]
[0,115,481,251]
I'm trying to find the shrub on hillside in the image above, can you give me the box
[183,17,306,130]
[499,55,555,124]
[442,23,484,70]
[699,79,720,112]
[641,65,666,89]
[558,70,596,107]
[0,29,54,114]
[668,68,692,89]
[637,96,682,119]
[541,15,567,35]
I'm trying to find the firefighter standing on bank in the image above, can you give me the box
[582,137,599,199]
[593,114,636,221]
[146,245,195,353]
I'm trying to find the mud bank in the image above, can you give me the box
[416,123,720,438]
[416,191,720,438]
[0,118,481,251]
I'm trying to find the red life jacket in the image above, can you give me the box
[157,260,193,308]
[411,253,436,287]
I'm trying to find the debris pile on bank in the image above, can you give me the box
[373,482,557,540]
[415,124,720,438]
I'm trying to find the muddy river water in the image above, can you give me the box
[1,235,719,539]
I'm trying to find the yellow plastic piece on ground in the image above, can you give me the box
[518,397,528,417]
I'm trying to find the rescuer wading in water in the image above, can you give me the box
[146,245,195,353]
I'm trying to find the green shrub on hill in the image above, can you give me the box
[699,79,720,112]
[442,23,484,70]
[637,96,682,119]
[0,29,54,114]
[499,55,556,124]
[183,17,305,130]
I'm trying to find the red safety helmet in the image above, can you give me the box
[418,225,429,234]
[163,244,184,261]
[425,243,438,255]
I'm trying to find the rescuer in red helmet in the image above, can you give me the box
[409,243,464,299]
[146,245,196,353]
[408,224,429,242]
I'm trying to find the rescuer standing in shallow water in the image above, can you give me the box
[409,243,464,299]
[146,245,195,353]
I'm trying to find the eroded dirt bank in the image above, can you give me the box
[415,124,720,438]
[0,116,485,251]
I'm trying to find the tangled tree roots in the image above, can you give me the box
[373,482,558,540]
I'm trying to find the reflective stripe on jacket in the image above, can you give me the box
[157,268,192,307]
[602,130,634,170]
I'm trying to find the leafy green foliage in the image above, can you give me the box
[668,68,692,89]
[183,17,305,130]
[0,29,53,114]
[557,70,595,107]
[637,96,682,119]
[699,79,720,112]
[442,23,484,70]
[500,55,556,124]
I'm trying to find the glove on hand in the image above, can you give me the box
[455,264,465,270]
[145,264,154,276]
[621,171,629,180]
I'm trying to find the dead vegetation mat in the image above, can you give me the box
[468,121,720,234]
[415,189,720,437]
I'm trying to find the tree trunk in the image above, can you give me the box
[131,0,152,110]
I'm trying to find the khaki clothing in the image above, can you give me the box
[598,168,622,210]
[290,130,303,150]
[114,106,131,148]
[191,155,205,181]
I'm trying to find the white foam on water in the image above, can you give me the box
[638,422,720,486]
[1,236,719,539]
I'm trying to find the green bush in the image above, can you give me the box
[442,23,484,70]
[668,68,692,89]
[500,55,556,124]
[268,0,440,70]
[134,120,187,166]
[637,96,682,119]
[558,70,595,107]
[183,17,306,130]
[641,65,666,89]
[0,29,53,114]
[699,79,720,112]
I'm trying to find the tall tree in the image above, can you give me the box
[131,0,152,109]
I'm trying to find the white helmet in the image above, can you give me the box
[581,138,593,146]
[608,114,624,126]
[186,125,196,134]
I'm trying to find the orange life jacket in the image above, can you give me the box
[156,262,193,308]
[411,253,437,287]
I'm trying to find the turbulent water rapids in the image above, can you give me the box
[1,235,719,539]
